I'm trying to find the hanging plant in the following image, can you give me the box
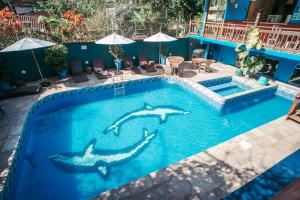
[235,27,266,75]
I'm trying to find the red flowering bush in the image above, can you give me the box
[0,7,22,47]
[0,7,22,33]
[63,9,84,32]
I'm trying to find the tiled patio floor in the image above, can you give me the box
[0,63,299,199]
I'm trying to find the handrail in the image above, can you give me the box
[188,20,300,54]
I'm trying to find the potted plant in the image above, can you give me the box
[0,57,10,90]
[160,48,169,65]
[235,27,266,79]
[109,45,124,71]
[45,44,69,78]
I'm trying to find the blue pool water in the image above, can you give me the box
[200,76,251,96]
[209,82,246,96]
[224,149,300,200]
[8,79,291,200]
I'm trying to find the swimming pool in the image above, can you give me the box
[200,76,252,96]
[4,77,292,200]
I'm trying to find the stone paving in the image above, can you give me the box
[0,63,299,199]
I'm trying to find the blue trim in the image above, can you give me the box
[289,0,300,24]
[200,0,209,36]
[187,35,300,61]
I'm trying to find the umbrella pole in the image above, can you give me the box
[31,50,44,81]
[159,42,161,65]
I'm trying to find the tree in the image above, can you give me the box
[235,28,266,75]
[0,7,22,48]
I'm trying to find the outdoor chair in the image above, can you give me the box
[92,59,111,80]
[166,56,184,76]
[139,55,157,73]
[200,60,213,73]
[0,85,42,100]
[124,57,133,70]
[70,60,89,83]
[138,55,148,67]
[130,66,142,75]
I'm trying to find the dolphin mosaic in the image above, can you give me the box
[104,103,189,135]
[48,129,157,179]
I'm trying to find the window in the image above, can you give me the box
[289,65,300,87]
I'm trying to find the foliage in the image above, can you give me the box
[37,9,85,42]
[128,0,203,36]
[36,0,98,17]
[109,45,124,60]
[0,56,9,82]
[235,28,266,74]
[0,1,204,46]
[132,4,162,34]
[44,44,69,73]
[0,7,22,48]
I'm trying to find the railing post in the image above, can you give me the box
[199,0,209,36]
[231,25,236,41]
[273,28,282,50]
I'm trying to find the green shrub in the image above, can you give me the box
[45,44,68,73]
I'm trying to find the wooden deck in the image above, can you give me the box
[189,20,300,54]
[272,178,300,200]
[287,93,300,123]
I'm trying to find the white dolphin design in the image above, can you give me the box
[104,104,189,135]
[48,129,157,179]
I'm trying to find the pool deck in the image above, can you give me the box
[0,63,299,199]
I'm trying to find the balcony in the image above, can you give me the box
[188,20,300,54]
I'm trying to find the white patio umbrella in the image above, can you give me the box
[95,33,135,74]
[95,33,135,45]
[144,32,177,64]
[0,37,55,81]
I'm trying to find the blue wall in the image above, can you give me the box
[224,0,251,21]
[273,59,300,82]
[290,0,300,24]
[209,44,237,66]
[0,38,189,82]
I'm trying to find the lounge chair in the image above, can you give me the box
[0,85,42,100]
[92,59,111,80]
[139,55,157,73]
[124,57,133,70]
[70,60,89,83]
[130,66,142,75]
[139,55,148,67]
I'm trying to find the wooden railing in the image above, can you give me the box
[12,15,45,31]
[189,20,300,54]
[188,20,201,35]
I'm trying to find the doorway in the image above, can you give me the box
[289,65,300,87]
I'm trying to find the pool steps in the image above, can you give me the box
[114,83,125,97]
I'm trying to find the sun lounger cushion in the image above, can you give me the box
[92,59,111,80]
[0,85,41,99]
[73,75,89,83]
[142,65,157,73]
[131,66,142,74]
[70,61,89,83]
